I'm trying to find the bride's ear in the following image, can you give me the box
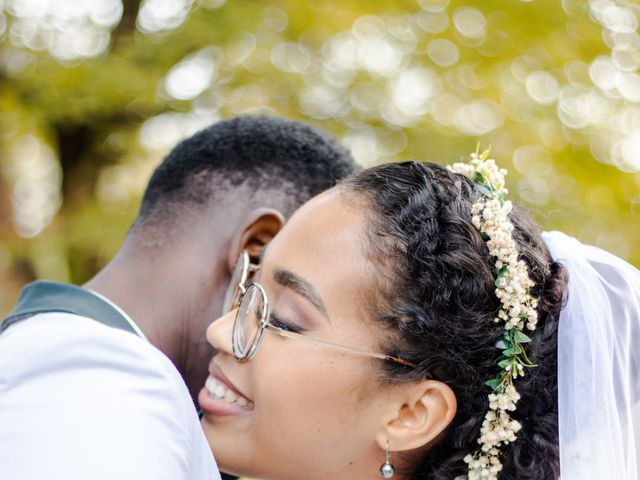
[377,380,457,452]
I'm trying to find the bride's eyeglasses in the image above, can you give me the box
[225,251,416,368]
[223,250,261,314]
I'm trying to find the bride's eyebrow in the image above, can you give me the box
[272,268,330,323]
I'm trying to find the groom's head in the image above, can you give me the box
[102,115,358,399]
[136,115,357,229]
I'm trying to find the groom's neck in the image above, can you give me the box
[84,242,190,368]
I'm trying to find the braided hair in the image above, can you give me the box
[343,161,567,479]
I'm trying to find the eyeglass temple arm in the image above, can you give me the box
[264,324,416,368]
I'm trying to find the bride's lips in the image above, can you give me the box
[211,363,250,399]
[198,362,254,417]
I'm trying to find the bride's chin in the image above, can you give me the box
[213,456,264,480]
[200,414,256,478]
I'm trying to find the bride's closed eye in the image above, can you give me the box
[269,312,303,334]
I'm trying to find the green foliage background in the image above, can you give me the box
[1,0,639,314]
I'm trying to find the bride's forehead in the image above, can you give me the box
[265,189,369,270]
[263,190,375,322]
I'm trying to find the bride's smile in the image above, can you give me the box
[200,363,254,416]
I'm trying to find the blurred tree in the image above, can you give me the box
[0,0,639,314]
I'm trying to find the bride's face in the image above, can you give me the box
[200,188,398,479]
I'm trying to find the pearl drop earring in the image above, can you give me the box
[379,440,395,478]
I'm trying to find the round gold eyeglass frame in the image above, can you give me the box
[226,251,416,368]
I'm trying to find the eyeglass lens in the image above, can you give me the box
[233,284,266,360]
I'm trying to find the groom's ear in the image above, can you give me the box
[226,208,285,272]
[377,379,457,453]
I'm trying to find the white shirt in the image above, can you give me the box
[0,311,221,480]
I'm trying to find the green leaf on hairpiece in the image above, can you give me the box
[477,184,492,197]
[494,265,508,287]
[498,358,511,369]
[479,147,492,161]
[485,378,500,390]
[513,330,532,343]
[495,339,508,349]
[474,171,486,185]
[481,231,490,241]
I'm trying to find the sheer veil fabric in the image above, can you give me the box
[543,231,640,480]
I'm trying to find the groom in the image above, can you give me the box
[0,116,358,479]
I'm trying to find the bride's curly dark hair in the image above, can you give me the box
[344,161,567,479]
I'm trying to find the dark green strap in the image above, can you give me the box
[1,280,138,337]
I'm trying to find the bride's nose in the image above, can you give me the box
[206,310,235,354]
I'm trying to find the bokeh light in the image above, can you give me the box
[137,0,193,34]
[6,135,61,238]
[4,0,121,62]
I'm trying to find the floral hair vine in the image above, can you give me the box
[448,147,539,480]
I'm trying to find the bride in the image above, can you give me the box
[198,153,640,479]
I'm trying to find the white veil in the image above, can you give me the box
[543,231,640,480]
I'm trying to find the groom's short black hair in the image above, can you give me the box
[136,115,358,226]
